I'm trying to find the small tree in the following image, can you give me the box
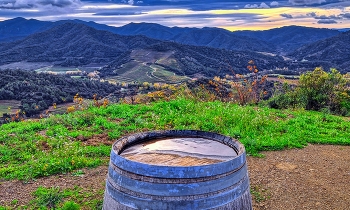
[269,67,350,115]
[298,67,349,114]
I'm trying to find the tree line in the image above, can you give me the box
[0,69,121,116]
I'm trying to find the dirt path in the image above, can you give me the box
[1,144,350,209]
[249,144,350,210]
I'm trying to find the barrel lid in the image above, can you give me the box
[120,137,237,166]
[110,130,246,178]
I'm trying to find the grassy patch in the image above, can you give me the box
[0,98,350,209]
[1,98,350,181]
[0,185,104,210]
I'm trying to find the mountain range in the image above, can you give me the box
[0,17,349,80]
[289,30,350,70]
[0,22,291,78]
[0,17,341,54]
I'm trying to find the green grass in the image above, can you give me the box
[0,98,350,209]
[1,98,349,181]
[0,185,103,210]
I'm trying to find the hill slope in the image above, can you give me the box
[0,23,159,66]
[0,17,121,43]
[0,22,288,78]
[234,26,340,54]
[289,31,350,70]
[0,18,340,55]
[116,23,274,52]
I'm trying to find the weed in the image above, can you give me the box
[60,201,80,210]
[32,186,64,209]
[71,170,85,177]
[250,185,270,202]
[10,199,18,205]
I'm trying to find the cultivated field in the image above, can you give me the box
[0,100,21,116]
[109,50,189,84]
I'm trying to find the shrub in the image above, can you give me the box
[268,67,350,115]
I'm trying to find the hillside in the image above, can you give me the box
[115,22,192,40]
[234,25,340,54]
[0,23,160,66]
[0,69,129,117]
[0,22,289,79]
[0,18,347,77]
[0,17,52,42]
[289,31,350,71]
[116,23,274,52]
[0,17,120,43]
[0,18,340,55]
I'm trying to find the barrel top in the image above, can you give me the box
[120,137,237,166]
[111,130,246,178]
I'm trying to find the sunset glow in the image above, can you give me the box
[0,0,350,30]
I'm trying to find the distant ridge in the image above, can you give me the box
[233,25,341,53]
[0,17,120,43]
[0,22,159,65]
[289,31,350,71]
[0,22,291,77]
[0,18,341,54]
[0,18,347,74]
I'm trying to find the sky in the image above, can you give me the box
[0,0,350,30]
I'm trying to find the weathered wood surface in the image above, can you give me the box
[103,130,252,210]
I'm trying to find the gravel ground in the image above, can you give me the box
[1,144,349,209]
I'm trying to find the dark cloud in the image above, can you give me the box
[289,0,325,5]
[288,0,349,6]
[314,14,341,19]
[340,13,350,19]
[0,0,81,9]
[317,19,337,23]
[307,12,317,17]
[93,11,145,16]
[308,13,349,21]
[280,13,293,18]
[95,0,287,10]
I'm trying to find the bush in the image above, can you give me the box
[268,67,350,115]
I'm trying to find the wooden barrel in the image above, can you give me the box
[103,130,252,210]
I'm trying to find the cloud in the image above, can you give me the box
[341,13,350,19]
[270,1,279,6]
[128,0,133,5]
[314,14,341,19]
[308,13,344,20]
[0,0,82,9]
[317,19,337,23]
[280,13,293,18]
[260,2,270,8]
[93,11,145,16]
[289,0,326,5]
[244,2,270,8]
[307,12,317,17]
